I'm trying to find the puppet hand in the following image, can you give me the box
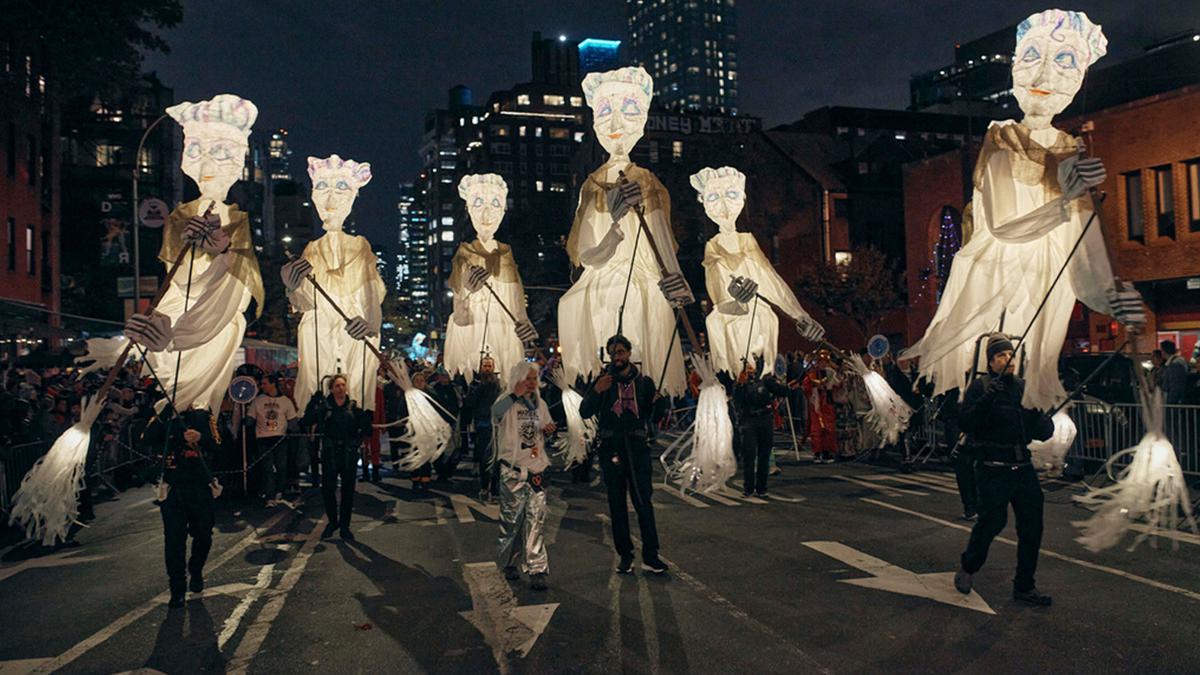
[728,276,758,304]
[210,478,223,499]
[1058,155,1106,201]
[795,316,825,342]
[281,258,313,291]
[515,319,539,344]
[125,311,173,352]
[182,212,223,247]
[658,272,694,307]
[198,224,230,255]
[1106,280,1146,332]
[464,264,490,293]
[345,316,372,340]
[606,181,643,222]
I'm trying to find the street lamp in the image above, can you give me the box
[132,113,170,311]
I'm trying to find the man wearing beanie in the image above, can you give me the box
[953,333,1056,606]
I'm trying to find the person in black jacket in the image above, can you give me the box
[145,406,222,608]
[579,334,670,575]
[953,334,1055,606]
[461,357,502,501]
[306,374,370,540]
[733,359,793,497]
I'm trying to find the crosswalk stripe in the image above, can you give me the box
[862,473,959,495]
[832,475,926,497]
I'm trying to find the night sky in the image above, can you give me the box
[142,0,1200,246]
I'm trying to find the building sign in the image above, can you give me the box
[117,275,159,298]
[645,113,761,136]
[138,198,169,228]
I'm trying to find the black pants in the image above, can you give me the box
[960,463,1044,592]
[953,451,979,515]
[740,414,773,494]
[473,429,497,494]
[161,485,214,595]
[259,435,288,497]
[599,437,659,561]
[321,445,358,528]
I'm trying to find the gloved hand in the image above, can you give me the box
[153,481,170,505]
[1106,280,1146,333]
[984,376,1006,398]
[125,311,173,352]
[658,272,694,307]
[464,264,490,293]
[515,319,539,344]
[182,212,230,254]
[1057,154,1106,201]
[606,180,644,223]
[345,316,373,340]
[280,257,313,291]
[727,276,759,304]
[210,478,223,499]
[795,316,826,342]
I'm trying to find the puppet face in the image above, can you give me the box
[590,82,649,159]
[1012,22,1092,123]
[311,169,359,231]
[180,126,247,202]
[464,184,507,242]
[698,175,746,233]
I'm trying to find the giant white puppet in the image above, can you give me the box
[693,166,825,375]
[126,94,265,412]
[443,174,537,384]
[559,66,693,396]
[903,10,1143,412]
[280,155,386,412]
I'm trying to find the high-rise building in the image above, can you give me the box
[578,38,622,73]
[268,128,293,183]
[909,26,1016,116]
[396,180,430,326]
[531,32,581,87]
[625,0,739,114]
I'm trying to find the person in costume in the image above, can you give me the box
[954,334,1055,605]
[803,350,839,463]
[491,362,555,590]
[444,174,537,385]
[280,155,386,416]
[580,334,670,575]
[903,10,1144,412]
[693,166,824,376]
[559,66,693,396]
[124,94,264,413]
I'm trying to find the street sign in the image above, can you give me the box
[138,198,169,229]
[116,276,159,298]
[1187,278,1200,291]
[228,375,259,404]
[867,334,890,359]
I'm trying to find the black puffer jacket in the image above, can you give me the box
[959,373,1054,464]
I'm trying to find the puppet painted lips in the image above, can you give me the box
[1029,88,1053,96]
[607,133,623,139]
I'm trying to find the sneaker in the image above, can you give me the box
[742,488,754,497]
[1013,588,1052,606]
[755,491,768,499]
[616,555,634,575]
[642,556,669,575]
[769,466,782,476]
[321,523,337,539]
[504,566,521,580]
[189,574,204,593]
[961,511,978,522]
[530,573,548,591]
[953,568,973,594]
[168,592,186,608]
[339,527,355,541]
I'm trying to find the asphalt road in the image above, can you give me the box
[1,441,1198,674]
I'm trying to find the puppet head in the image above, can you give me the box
[1012,9,1107,128]
[307,155,372,231]
[583,66,653,160]
[691,166,747,233]
[458,174,507,242]
[167,94,257,202]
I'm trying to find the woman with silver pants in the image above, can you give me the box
[491,362,556,590]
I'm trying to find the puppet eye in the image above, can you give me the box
[1021,46,1041,63]
[706,192,720,202]
[472,197,484,207]
[491,198,501,208]
[595,100,613,117]
[621,97,643,116]
[210,145,232,161]
[315,180,328,190]
[726,190,741,200]
[1054,50,1078,70]
[335,180,350,191]
[185,142,202,159]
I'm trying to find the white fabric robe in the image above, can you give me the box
[703,232,812,376]
[290,231,385,413]
[904,119,1118,411]
[443,240,528,386]
[558,163,686,396]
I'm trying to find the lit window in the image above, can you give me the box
[570,96,583,107]
[535,127,543,138]
[519,125,527,136]
[517,94,531,105]
[441,230,455,242]
[1153,165,1175,239]
[543,94,565,106]
[672,140,683,161]
[549,128,570,139]
[834,251,853,266]
[574,131,584,142]
[1187,160,1200,233]
[550,183,566,193]
[535,180,544,192]
[441,216,454,226]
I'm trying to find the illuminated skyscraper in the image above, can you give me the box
[626,0,739,114]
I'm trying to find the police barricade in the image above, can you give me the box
[1065,402,1200,477]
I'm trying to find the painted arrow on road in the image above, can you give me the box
[460,562,559,665]
[803,541,995,615]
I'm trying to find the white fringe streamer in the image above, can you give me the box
[384,359,453,471]
[549,366,595,468]
[849,355,913,449]
[1027,409,1077,477]
[75,336,140,375]
[9,397,103,545]
[1072,390,1197,552]
[663,357,734,494]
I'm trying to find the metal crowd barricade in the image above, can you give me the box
[1064,402,1199,477]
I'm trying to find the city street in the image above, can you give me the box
[2,442,1197,674]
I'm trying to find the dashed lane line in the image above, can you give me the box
[861,498,1200,603]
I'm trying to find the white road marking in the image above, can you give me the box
[431,490,500,524]
[718,484,768,504]
[225,517,326,674]
[217,563,276,649]
[32,509,293,673]
[861,473,959,495]
[0,551,109,583]
[358,499,397,533]
[637,573,661,675]
[763,491,806,503]
[0,657,52,673]
[459,561,559,671]
[832,474,925,497]
[596,514,831,674]
[659,484,710,508]
[1128,523,1200,547]
[861,498,1200,603]
[802,541,994,614]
